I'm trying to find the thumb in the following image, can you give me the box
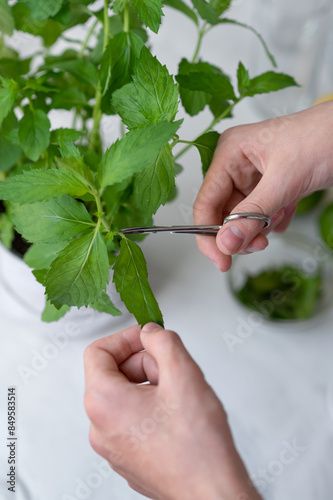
[140,323,204,387]
[217,175,292,255]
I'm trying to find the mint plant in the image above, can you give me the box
[0,0,298,325]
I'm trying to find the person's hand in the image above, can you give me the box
[84,323,262,500]
[194,101,333,271]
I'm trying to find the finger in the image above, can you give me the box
[119,351,159,385]
[272,202,297,234]
[195,235,232,272]
[193,132,258,227]
[140,323,204,388]
[84,324,143,390]
[127,481,155,499]
[195,189,246,272]
[216,174,293,255]
[89,425,109,460]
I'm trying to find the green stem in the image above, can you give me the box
[191,23,207,63]
[61,35,83,45]
[123,2,130,33]
[92,188,110,231]
[89,84,102,150]
[79,19,99,59]
[174,101,239,161]
[104,0,110,49]
[88,0,110,150]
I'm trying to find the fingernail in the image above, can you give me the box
[246,240,269,253]
[270,209,284,227]
[245,246,262,254]
[284,201,297,217]
[142,322,163,333]
[220,226,245,253]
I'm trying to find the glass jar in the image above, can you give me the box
[228,232,333,324]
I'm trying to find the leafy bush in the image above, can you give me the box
[0,0,298,324]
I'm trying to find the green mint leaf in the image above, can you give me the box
[55,157,95,186]
[131,0,163,34]
[103,185,153,241]
[191,0,219,24]
[238,66,299,97]
[23,78,58,94]
[112,46,179,129]
[134,144,175,216]
[0,169,90,203]
[99,120,181,188]
[0,212,14,249]
[209,0,231,15]
[0,122,22,172]
[52,2,90,28]
[23,241,69,269]
[0,57,31,80]
[32,269,47,285]
[192,131,219,176]
[219,19,277,68]
[42,300,70,323]
[18,109,50,161]
[0,78,18,126]
[25,0,63,21]
[12,4,63,47]
[44,58,99,88]
[113,238,163,326]
[237,62,250,96]
[178,59,210,116]
[113,0,127,13]
[0,0,15,35]
[19,0,63,21]
[176,69,236,101]
[52,88,88,110]
[208,96,232,119]
[51,128,84,159]
[59,141,81,160]
[163,0,198,24]
[51,128,84,145]
[100,32,143,96]
[90,292,122,316]
[10,196,94,244]
[45,230,110,308]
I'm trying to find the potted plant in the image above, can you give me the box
[0,0,297,326]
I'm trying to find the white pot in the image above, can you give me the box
[0,243,129,338]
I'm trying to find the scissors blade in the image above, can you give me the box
[120,225,222,236]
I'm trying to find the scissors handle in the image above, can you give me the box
[120,213,271,236]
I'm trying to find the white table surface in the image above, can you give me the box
[1,2,333,499]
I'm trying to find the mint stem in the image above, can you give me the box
[191,23,207,63]
[78,19,99,59]
[88,0,110,150]
[174,101,238,160]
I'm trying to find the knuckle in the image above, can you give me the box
[88,426,107,458]
[218,125,238,143]
[88,427,99,453]
[84,392,98,422]
[83,339,102,363]
[84,391,109,430]
[162,329,182,349]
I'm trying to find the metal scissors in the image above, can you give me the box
[121,213,271,236]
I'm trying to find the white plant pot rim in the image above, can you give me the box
[0,243,128,336]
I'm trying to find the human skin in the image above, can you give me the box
[84,323,262,500]
[83,104,333,498]
[194,101,333,271]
